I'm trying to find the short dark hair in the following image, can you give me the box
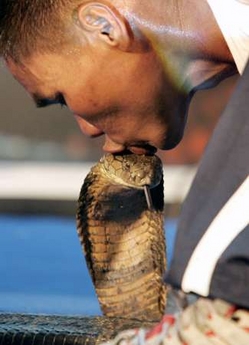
[0,0,82,61]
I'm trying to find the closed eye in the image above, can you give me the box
[33,92,67,108]
[56,93,67,108]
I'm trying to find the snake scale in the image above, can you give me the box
[0,153,167,344]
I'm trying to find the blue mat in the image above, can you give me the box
[0,215,177,315]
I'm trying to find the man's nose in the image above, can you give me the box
[102,136,126,153]
[74,114,104,137]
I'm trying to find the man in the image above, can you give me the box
[0,0,249,343]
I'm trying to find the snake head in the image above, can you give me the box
[99,153,163,189]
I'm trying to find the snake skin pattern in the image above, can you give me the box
[77,153,167,321]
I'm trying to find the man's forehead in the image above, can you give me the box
[6,57,41,88]
[6,53,64,81]
[6,57,30,77]
[6,55,59,97]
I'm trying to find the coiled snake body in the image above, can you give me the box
[0,153,167,344]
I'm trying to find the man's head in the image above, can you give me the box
[1,0,236,154]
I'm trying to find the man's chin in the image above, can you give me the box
[161,130,184,150]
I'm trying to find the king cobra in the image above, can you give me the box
[77,153,167,321]
[0,153,167,345]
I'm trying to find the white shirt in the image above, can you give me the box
[207,0,249,74]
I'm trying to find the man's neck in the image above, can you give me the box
[125,0,236,91]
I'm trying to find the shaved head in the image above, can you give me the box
[0,0,89,60]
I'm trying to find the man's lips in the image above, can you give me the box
[128,145,157,155]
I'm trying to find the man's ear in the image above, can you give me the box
[77,2,132,51]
